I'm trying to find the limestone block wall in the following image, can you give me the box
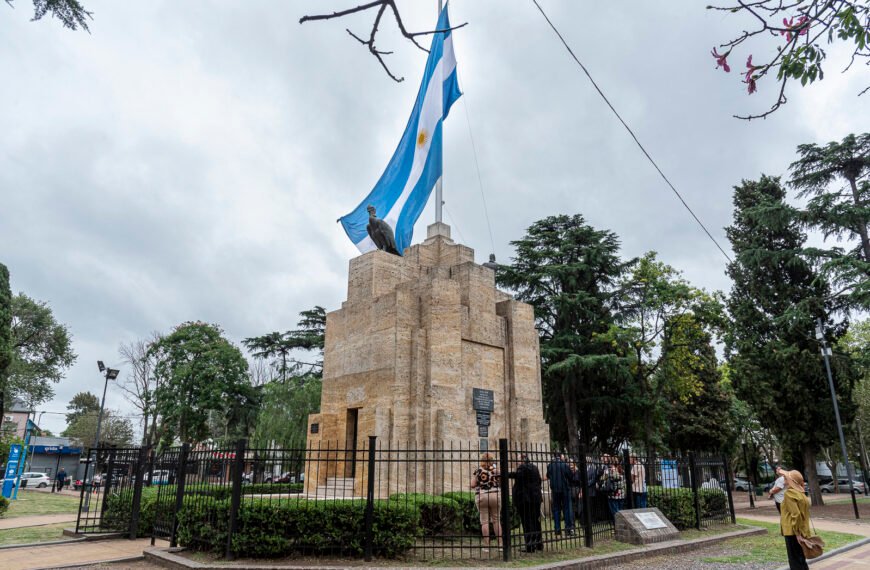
[305,225,550,497]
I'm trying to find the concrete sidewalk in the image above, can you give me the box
[739,512,870,537]
[0,514,77,530]
[810,541,870,568]
[3,538,166,570]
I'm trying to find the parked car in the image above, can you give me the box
[820,479,866,494]
[265,472,294,484]
[733,477,751,491]
[19,472,51,488]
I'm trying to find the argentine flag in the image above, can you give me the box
[339,4,461,255]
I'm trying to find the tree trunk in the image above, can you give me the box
[848,177,870,264]
[563,382,580,457]
[803,445,824,507]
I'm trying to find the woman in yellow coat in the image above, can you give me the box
[781,470,811,570]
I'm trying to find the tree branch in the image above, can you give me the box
[300,0,466,82]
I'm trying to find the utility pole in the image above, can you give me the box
[816,318,860,519]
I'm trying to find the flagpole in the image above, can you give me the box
[435,0,443,224]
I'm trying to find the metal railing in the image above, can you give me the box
[79,438,735,560]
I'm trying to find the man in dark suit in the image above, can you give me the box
[512,454,543,552]
[546,452,575,537]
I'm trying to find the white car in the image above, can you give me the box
[20,472,51,488]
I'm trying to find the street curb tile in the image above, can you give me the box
[773,536,870,569]
[0,537,85,550]
[30,554,145,570]
[143,526,767,570]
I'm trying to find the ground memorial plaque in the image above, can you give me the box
[614,507,680,545]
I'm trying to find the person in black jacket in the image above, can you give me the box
[512,454,543,552]
[546,452,575,537]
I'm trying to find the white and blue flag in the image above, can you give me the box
[339,5,461,255]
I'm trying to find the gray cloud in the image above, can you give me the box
[1,0,863,434]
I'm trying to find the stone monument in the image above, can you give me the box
[305,223,549,497]
[614,508,680,545]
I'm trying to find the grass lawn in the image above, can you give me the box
[0,523,71,546]
[4,491,79,517]
[701,518,862,564]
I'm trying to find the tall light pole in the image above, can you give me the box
[816,318,859,519]
[94,361,119,449]
[82,361,119,512]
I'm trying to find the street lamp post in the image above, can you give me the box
[816,318,860,519]
[82,361,119,512]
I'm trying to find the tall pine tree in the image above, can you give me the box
[725,175,853,505]
[497,214,635,453]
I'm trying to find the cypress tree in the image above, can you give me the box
[725,175,854,505]
[0,263,11,418]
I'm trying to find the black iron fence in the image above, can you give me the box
[80,439,736,561]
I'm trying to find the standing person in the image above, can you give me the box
[781,470,811,570]
[769,466,787,513]
[54,468,67,493]
[631,457,647,508]
[512,454,543,552]
[471,453,502,551]
[546,452,575,537]
[600,455,626,518]
[588,456,606,522]
[569,461,582,527]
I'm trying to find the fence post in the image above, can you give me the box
[99,446,117,526]
[499,439,511,562]
[688,452,701,530]
[226,438,247,560]
[129,446,148,539]
[169,443,190,548]
[722,454,736,524]
[578,445,593,548]
[75,450,91,534]
[622,449,633,510]
[364,435,377,562]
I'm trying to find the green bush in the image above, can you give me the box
[0,495,8,518]
[389,493,462,535]
[647,485,729,529]
[441,491,479,533]
[177,498,420,558]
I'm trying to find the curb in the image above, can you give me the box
[0,537,85,550]
[31,554,146,570]
[143,526,766,570]
[773,536,870,569]
[62,528,126,541]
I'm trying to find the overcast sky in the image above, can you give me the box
[2,1,865,436]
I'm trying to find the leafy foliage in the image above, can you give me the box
[61,406,134,447]
[662,315,735,453]
[176,498,420,558]
[497,214,635,453]
[648,485,727,529]
[709,1,870,119]
[6,294,76,408]
[789,133,870,310]
[64,391,98,425]
[7,0,93,32]
[0,263,11,420]
[149,322,255,445]
[725,175,856,504]
[250,375,321,449]
[0,495,8,518]
[243,306,326,383]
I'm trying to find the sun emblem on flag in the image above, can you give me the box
[417,129,428,147]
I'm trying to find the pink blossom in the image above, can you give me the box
[711,48,730,72]
[781,16,809,42]
[743,55,760,94]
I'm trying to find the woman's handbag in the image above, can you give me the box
[796,519,825,560]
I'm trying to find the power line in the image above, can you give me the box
[530,0,732,263]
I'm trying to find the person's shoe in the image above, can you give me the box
[554,531,562,537]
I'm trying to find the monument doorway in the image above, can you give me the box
[345,408,359,478]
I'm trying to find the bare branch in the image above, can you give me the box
[300,0,467,82]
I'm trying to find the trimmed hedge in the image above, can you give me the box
[0,495,8,518]
[388,493,462,535]
[177,498,420,558]
[647,485,728,529]
[441,491,479,533]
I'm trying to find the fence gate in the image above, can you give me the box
[75,446,146,535]
[150,444,186,545]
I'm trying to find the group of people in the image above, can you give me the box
[469,450,649,553]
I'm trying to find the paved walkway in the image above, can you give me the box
[740,512,870,537]
[0,514,77,530]
[811,542,870,568]
[3,538,165,570]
